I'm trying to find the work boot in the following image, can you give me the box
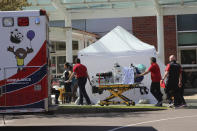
[168,103,174,108]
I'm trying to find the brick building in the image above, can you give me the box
[132,15,197,88]
[133,16,177,64]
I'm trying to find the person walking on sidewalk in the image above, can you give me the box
[66,58,91,105]
[161,55,182,108]
[137,57,163,106]
[63,63,72,103]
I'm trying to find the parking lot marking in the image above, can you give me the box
[108,114,197,131]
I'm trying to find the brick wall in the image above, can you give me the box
[132,16,177,64]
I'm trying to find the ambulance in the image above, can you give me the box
[0,10,51,113]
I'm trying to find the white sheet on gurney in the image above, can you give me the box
[122,67,134,84]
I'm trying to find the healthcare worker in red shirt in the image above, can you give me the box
[161,55,182,107]
[138,57,163,106]
[66,58,91,105]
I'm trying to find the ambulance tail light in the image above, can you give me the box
[40,9,49,21]
[18,17,29,26]
[40,9,46,16]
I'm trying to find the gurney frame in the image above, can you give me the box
[93,84,148,106]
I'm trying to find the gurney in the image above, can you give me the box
[91,63,148,106]
[92,84,148,106]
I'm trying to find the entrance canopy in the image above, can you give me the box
[24,0,197,63]
[25,0,197,20]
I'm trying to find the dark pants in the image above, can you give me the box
[51,88,60,104]
[78,77,91,105]
[151,82,163,102]
[164,87,173,104]
[64,82,72,103]
[178,86,186,105]
[165,83,182,106]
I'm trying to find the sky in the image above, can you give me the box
[49,17,132,37]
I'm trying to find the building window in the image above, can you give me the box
[56,42,66,51]
[178,32,197,46]
[51,56,56,74]
[51,41,66,51]
[87,41,91,47]
[73,55,78,63]
[178,48,197,88]
[51,56,66,76]
[177,14,197,31]
[177,14,197,89]
[72,41,78,50]
[180,49,196,64]
[57,56,66,74]
[51,43,55,53]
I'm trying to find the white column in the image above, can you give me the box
[84,35,88,48]
[65,13,73,63]
[79,39,84,50]
[157,14,165,64]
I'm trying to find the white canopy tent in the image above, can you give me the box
[78,26,165,104]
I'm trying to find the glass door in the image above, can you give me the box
[57,56,66,75]
[50,55,66,77]
[179,47,197,88]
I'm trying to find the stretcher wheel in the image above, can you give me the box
[125,101,130,106]
[131,101,135,106]
[99,101,105,106]
[99,103,104,106]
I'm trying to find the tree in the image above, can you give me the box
[0,0,31,11]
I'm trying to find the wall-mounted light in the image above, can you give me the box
[3,17,14,27]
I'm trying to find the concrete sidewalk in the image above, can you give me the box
[50,92,197,114]
[53,104,167,114]
[184,94,197,99]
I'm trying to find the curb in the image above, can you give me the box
[53,106,167,114]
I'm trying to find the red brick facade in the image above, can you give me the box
[132,16,177,64]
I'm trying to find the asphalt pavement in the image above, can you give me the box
[1,107,197,131]
[0,99,197,131]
